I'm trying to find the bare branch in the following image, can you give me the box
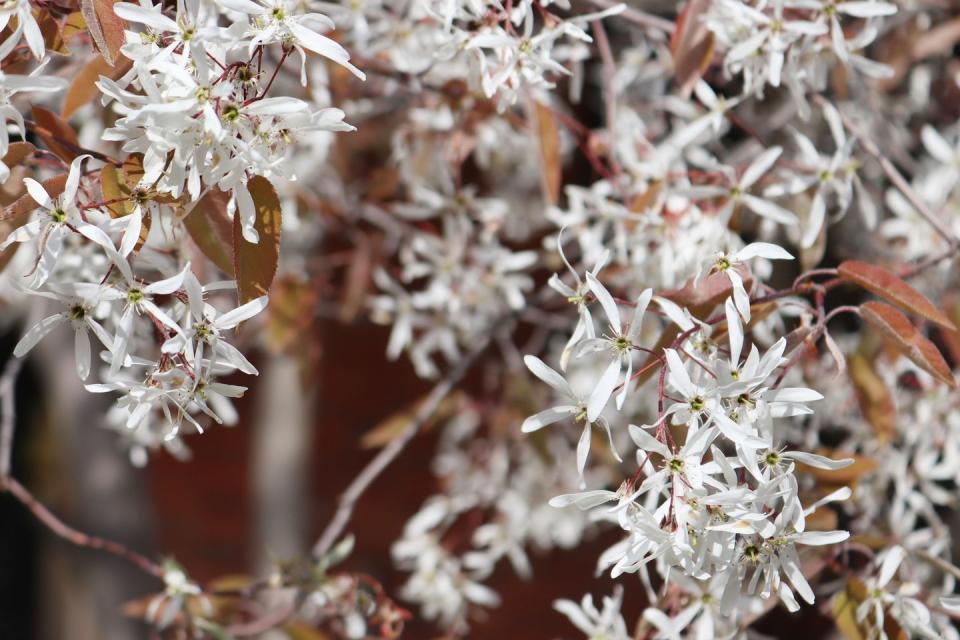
[0,354,163,579]
[311,331,495,559]
[585,0,674,33]
[0,356,24,485]
[5,477,164,578]
[818,96,958,247]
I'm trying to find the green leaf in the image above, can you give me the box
[233,176,281,305]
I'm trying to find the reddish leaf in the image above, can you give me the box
[99,163,132,217]
[185,188,235,277]
[31,106,80,162]
[860,301,955,387]
[63,54,131,119]
[662,267,754,318]
[839,260,955,330]
[37,11,70,55]
[533,100,561,205]
[848,352,896,442]
[62,11,88,43]
[233,176,281,305]
[670,0,714,97]
[940,294,960,365]
[265,275,316,353]
[2,142,36,170]
[81,0,126,66]
[783,325,814,355]
[2,175,68,221]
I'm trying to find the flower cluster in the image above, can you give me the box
[0,0,363,462]
[4,0,960,637]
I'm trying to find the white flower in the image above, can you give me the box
[0,155,121,288]
[161,273,267,375]
[704,243,793,322]
[0,70,67,182]
[12,284,116,380]
[522,355,621,480]
[687,146,798,228]
[79,264,190,375]
[215,0,365,79]
[574,275,652,420]
[554,586,629,640]
[0,0,45,60]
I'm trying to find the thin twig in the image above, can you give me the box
[585,0,674,33]
[0,352,163,579]
[592,19,623,176]
[225,603,296,637]
[311,331,496,559]
[913,548,960,583]
[816,95,957,246]
[5,477,164,578]
[0,357,24,485]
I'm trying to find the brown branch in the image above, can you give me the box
[586,0,674,33]
[592,18,623,177]
[0,357,24,485]
[311,327,499,559]
[225,603,296,637]
[22,120,118,165]
[0,354,163,579]
[913,548,960,583]
[815,96,958,247]
[5,477,164,578]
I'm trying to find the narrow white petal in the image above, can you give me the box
[586,357,621,422]
[524,355,575,397]
[13,314,65,356]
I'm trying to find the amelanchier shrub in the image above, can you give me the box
[2,0,960,637]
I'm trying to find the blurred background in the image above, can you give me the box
[0,315,710,640]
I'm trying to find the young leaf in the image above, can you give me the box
[62,11,88,43]
[940,294,960,365]
[81,0,126,66]
[670,0,714,97]
[63,54,131,119]
[2,142,36,170]
[233,176,281,305]
[860,301,955,387]
[31,106,80,162]
[185,189,235,277]
[100,163,132,217]
[264,275,316,353]
[848,352,896,442]
[833,580,868,640]
[533,100,561,205]
[839,260,955,330]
